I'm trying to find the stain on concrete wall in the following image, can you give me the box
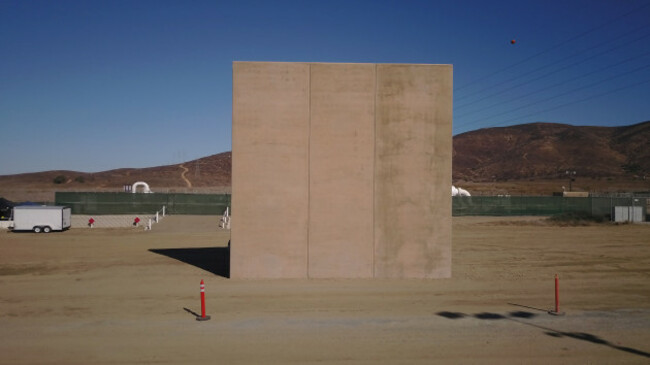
[374,64,453,278]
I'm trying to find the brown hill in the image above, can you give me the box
[1,122,649,202]
[452,121,650,182]
[0,152,231,202]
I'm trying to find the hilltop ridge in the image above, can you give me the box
[452,121,650,181]
[1,122,648,201]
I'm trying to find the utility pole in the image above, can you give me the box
[566,170,576,192]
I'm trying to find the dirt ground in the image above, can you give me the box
[0,216,649,364]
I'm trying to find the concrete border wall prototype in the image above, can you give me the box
[231,62,452,279]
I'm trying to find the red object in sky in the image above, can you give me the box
[510,39,516,44]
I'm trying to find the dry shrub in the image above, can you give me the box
[546,212,604,226]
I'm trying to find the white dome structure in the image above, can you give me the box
[451,185,471,197]
[132,181,152,194]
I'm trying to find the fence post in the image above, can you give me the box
[631,194,635,223]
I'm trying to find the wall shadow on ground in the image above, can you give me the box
[436,310,650,359]
[149,247,230,278]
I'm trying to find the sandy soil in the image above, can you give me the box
[0,216,649,364]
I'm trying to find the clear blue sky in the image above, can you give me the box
[2,0,649,175]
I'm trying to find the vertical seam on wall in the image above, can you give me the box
[372,64,377,278]
[307,63,311,279]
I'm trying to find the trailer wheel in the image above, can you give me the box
[33,226,42,233]
[43,226,52,233]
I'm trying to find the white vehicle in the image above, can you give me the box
[11,206,71,233]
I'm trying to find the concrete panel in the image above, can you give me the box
[308,63,375,278]
[374,64,453,278]
[231,62,310,278]
[232,62,452,279]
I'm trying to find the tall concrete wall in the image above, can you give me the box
[231,62,310,279]
[231,62,452,279]
[374,65,453,278]
[308,63,376,278]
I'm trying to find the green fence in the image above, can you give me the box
[452,196,647,219]
[55,192,231,215]
[55,192,646,219]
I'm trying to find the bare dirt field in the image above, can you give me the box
[1,216,649,364]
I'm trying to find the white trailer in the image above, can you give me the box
[11,206,72,233]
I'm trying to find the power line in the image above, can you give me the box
[455,24,650,105]
[455,49,650,119]
[456,63,650,131]
[453,2,650,92]
[455,76,650,134]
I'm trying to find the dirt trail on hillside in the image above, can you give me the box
[179,164,192,188]
[0,216,649,364]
